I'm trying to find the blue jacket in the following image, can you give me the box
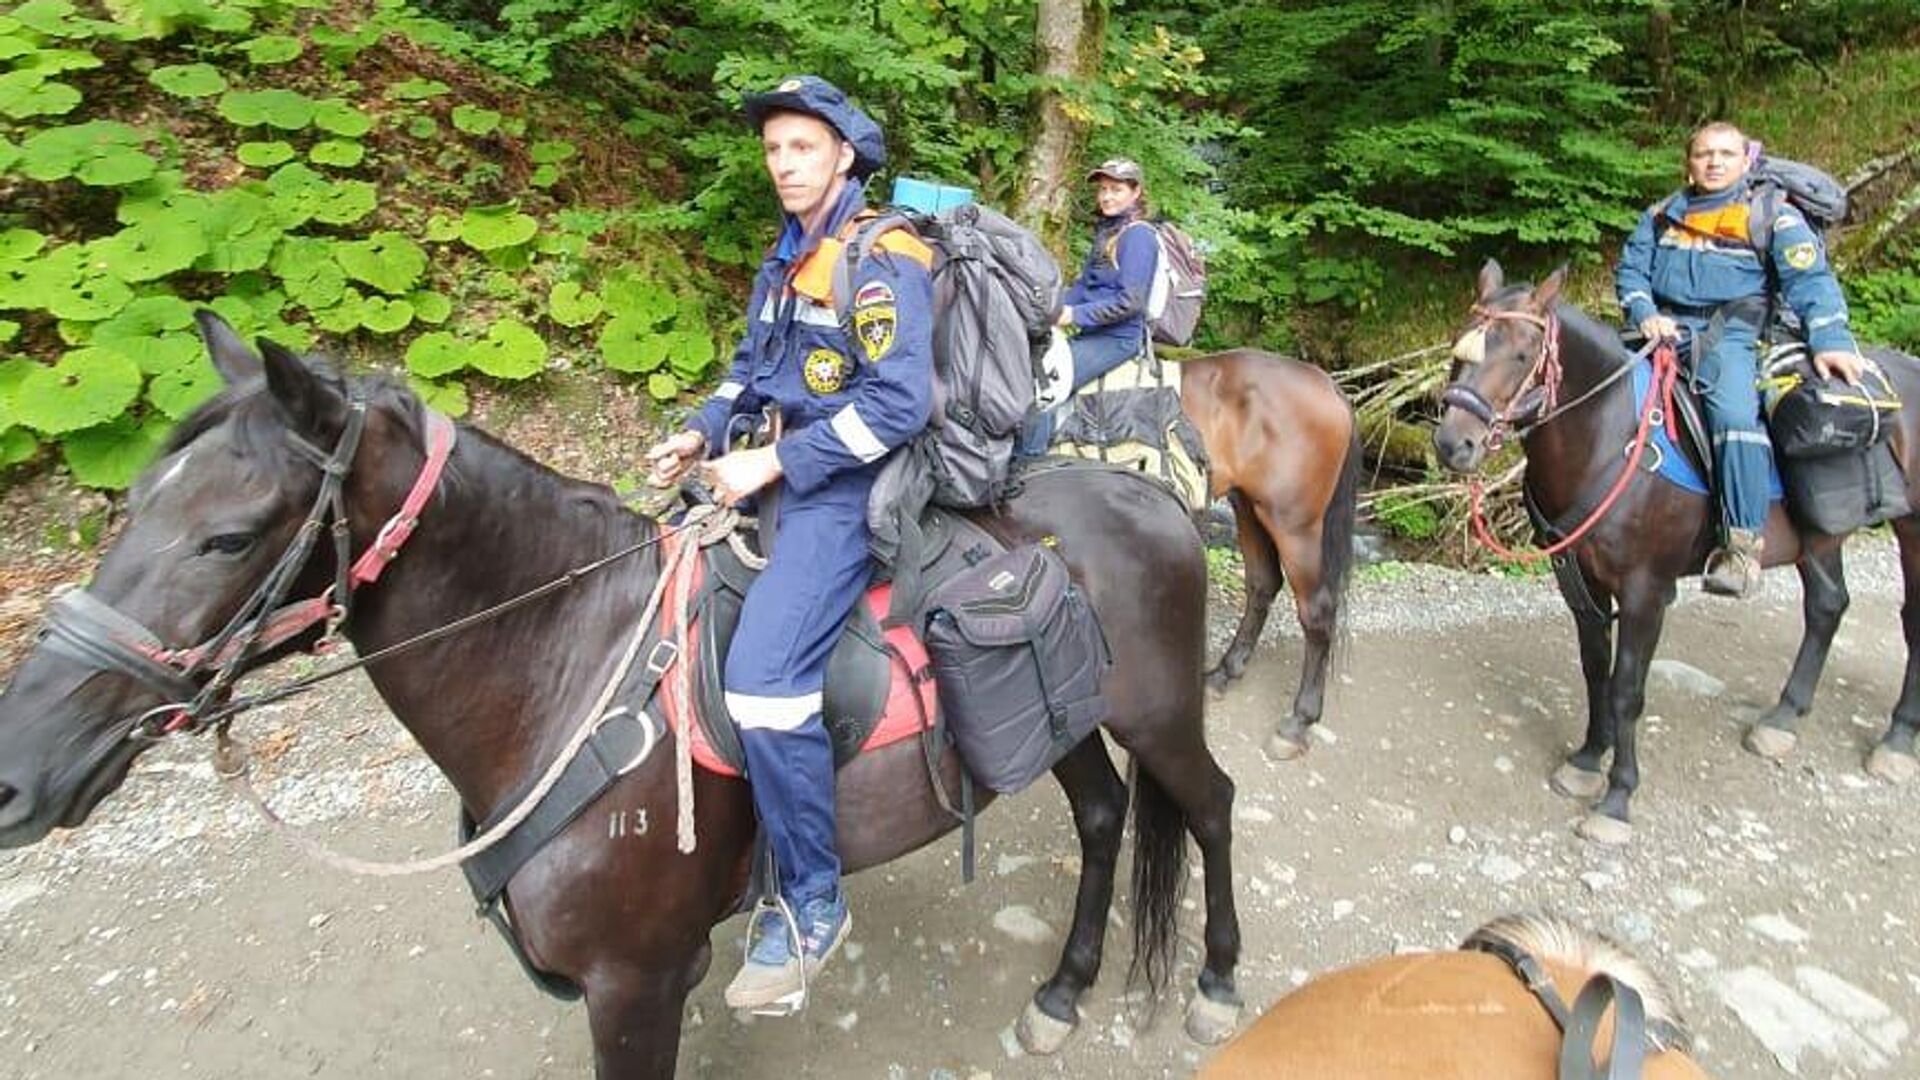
[688,181,935,497]
[1064,209,1158,353]
[1615,179,1858,354]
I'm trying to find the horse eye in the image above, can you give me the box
[198,533,255,557]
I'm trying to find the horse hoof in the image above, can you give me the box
[1576,813,1633,846]
[1016,1000,1077,1056]
[1865,744,1919,785]
[1549,762,1607,801]
[1264,729,1310,763]
[1205,669,1232,699]
[1744,724,1799,762]
[1184,991,1241,1045]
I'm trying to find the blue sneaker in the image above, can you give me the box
[724,893,852,1015]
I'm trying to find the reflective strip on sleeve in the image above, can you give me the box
[725,690,823,732]
[830,405,888,463]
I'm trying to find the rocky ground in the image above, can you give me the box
[0,514,1914,1079]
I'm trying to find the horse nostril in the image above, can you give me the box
[0,782,15,811]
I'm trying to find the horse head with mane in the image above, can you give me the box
[0,314,1246,1078]
[1434,260,1920,845]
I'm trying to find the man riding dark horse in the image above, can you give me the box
[1614,121,1867,597]
[642,75,936,1014]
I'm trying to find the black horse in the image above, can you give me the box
[0,315,1244,1078]
[1434,261,1920,844]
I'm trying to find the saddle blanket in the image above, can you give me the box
[655,564,939,779]
[1631,358,1784,501]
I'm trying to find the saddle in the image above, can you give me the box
[672,506,1004,777]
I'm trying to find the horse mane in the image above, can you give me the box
[1552,302,1636,371]
[1461,911,1691,1049]
[160,364,426,461]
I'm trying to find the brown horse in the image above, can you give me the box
[0,315,1244,1078]
[1434,261,1920,845]
[1181,350,1362,758]
[1200,912,1714,1080]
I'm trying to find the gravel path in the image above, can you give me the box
[0,538,1915,1079]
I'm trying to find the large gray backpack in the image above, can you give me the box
[835,202,1062,511]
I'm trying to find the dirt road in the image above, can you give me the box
[1,545,1914,1079]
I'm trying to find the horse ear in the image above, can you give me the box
[195,310,261,385]
[1531,264,1569,313]
[258,339,347,436]
[1476,260,1505,301]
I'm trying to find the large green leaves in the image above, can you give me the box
[19,121,154,185]
[14,348,141,434]
[218,88,316,130]
[0,70,81,120]
[149,62,226,98]
[472,319,547,379]
[404,320,548,381]
[62,414,170,489]
[333,231,426,295]
[91,217,208,282]
[459,204,538,252]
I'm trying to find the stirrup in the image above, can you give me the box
[739,893,810,1017]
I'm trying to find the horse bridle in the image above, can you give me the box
[38,392,458,742]
[1439,305,1563,449]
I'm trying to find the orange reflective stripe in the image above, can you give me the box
[873,229,932,269]
[1678,201,1753,243]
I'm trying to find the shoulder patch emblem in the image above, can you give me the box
[853,281,894,309]
[1784,242,1818,271]
[803,347,850,395]
[854,304,896,361]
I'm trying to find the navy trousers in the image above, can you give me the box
[723,474,873,907]
[1678,312,1769,533]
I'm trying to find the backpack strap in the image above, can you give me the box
[1746,182,1783,257]
[830,211,929,328]
[1105,218,1159,267]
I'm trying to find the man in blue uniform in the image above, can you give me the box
[1020,157,1160,453]
[1616,122,1866,597]
[644,75,934,1013]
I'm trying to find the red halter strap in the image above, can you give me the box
[144,410,458,727]
[350,409,458,587]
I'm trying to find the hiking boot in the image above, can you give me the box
[1704,528,1764,598]
[723,893,851,1016]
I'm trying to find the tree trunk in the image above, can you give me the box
[1648,2,1676,123]
[1017,0,1103,243]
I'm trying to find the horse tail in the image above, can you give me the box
[1127,757,1187,1004]
[1317,410,1363,658]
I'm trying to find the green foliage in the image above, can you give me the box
[14,348,143,434]
[0,2,734,490]
[459,203,539,251]
[450,103,500,135]
[334,231,428,295]
[149,62,226,97]
[1372,490,1441,542]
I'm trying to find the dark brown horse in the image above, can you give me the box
[1181,350,1362,758]
[1434,261,1920,845]
[0,316,1244,1078]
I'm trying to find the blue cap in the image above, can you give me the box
[744,75,887,179]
